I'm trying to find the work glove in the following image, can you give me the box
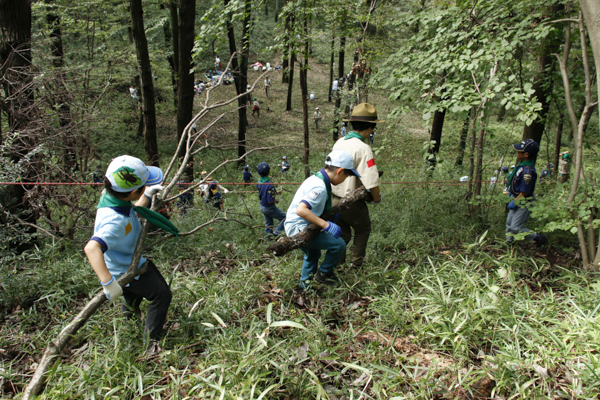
[331,213,340,223]
[144,185,164,199]
[507,200,517,210]
[369,194,382,205]
[223,188,230,194]
[101,276,123,304]
[324,222,342,239]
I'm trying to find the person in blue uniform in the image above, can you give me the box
[205,181,224,211]
[257,162,286,238]
[242,165,253,185]
[505,139,547,248]
[281,156,290,173]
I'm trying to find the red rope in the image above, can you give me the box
[0,180,491,186]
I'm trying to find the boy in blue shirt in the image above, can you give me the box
[257,162,286,238]
[83,155,172,355]
[505,139,548,248]
[242,165,253,184]
[285,150,360,290]
[281,156,290,173]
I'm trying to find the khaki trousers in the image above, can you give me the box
[332,195,371,266]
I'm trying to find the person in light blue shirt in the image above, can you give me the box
[285,150,360,290]
[84,155,172,354]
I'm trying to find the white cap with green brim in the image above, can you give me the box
[105,155,164,192]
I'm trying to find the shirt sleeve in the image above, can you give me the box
[94,220,125,252]
[356,147,381,190]
[266,185,277,203]
[300,186,327,211]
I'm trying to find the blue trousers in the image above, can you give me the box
[261,205,286,235]
[300,231,346,282]
[506,206,536,242]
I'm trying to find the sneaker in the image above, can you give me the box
[145,340,161,357]
[314,270,339,286]
[536,234,548,250]
[298,279,311,291]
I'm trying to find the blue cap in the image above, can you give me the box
[501,166,509,173]
[257,162,270,175]
[513,139,539,154]
[244,165,249,170]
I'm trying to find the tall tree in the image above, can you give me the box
[176,0,196,179]
[580,0,600,140]
[299,14,310,178]
[130,0,159,166]
[0,0,36,252]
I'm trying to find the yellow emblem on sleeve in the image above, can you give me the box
[125,222,132,235]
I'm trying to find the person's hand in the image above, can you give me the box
[144,185,164,199]
[324,222,342,239]
[223,188,229,194]
[369,194,382,204]
[507,200,517,210]
[101,276,123,304]
[331,213,340,223]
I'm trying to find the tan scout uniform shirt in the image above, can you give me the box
[332,136,380,197]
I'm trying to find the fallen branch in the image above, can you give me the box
[267,186,370,256]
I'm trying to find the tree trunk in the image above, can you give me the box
[580,0,600,140]
[427,108,446,169]
[474,109,486,201]
[47,8,76,171]
[328,37,334,103]
[455,109,471,166]
[282,14,291,84]
[275,0,279,22]
[170,0,180,102]
[522,4,563,144]
[497,104,506,122]
[130,0,159,166]
[237,0,251,164]
[286,47,296,111]
[553,110,564,175]
[175,0,196,179]
[0,0,37,253]
[267,186,370,256]
[225,0,247,162]
[300,31,310,179]
[338,36,345,80]
[467,107,480,215]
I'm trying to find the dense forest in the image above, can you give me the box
[2,0,600,398]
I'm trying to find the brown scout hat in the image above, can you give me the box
[343,103,386,123]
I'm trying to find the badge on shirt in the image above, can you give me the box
[125,222,132,236]
[367,159,376,168]
[524,174,532,183]
[307,190,321,200]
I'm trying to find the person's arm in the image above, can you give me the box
[84,240,112,283]
[369,186,381,203]
[135,194,150,208]
[296,202,328,229]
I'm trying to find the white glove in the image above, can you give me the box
[144,185,164,199]
[223,188,229,194]
[369,193,382,204]
[101,276,123,304]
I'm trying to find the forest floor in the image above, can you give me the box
[2,58,600,400]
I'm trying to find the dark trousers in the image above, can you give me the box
[333,196,372,266]
[122,261,172,341]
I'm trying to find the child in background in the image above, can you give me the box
[176,180,194,215]
[92,165,103,183]
[281,156,290,173]
[341,123,346,137]
[83,155,172,356]
[257,162,286,238]
[205,181,224,211]
[505,139,548,248]
[242,165,253,185]
[253,97,260,117]
[285,150,360,290]
[501,166,510,194]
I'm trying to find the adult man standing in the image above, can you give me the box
[314,107,322,132]
[331,78,339,99]
[331,103,383,268]
[264,76,272,98]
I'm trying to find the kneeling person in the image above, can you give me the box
[285,150,360,290]
[84,156,172,354]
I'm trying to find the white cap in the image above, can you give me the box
[105,155,163,192]
[325,150,360,177]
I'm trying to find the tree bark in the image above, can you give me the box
[169,0,179,106]
[0,0,37,253]
[427,108,446,169]
[130,0,159,166]
[286,45,296,111]
[267,186,370,256]
[580,0,600,139]
[553,110,563,175]
[237,0,251,164]
[282,13,291,83]
[455,109,471,166]
[338,36,345,79]
[176,0,196,179]
[300,32,310,178]
[328,37,334,103]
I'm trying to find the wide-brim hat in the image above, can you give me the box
[343,103,385,123]
[106,155,163,192]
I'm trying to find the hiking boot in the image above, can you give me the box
[536,234,548,250]
[315,270,339,286]
[145,340,161,357]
